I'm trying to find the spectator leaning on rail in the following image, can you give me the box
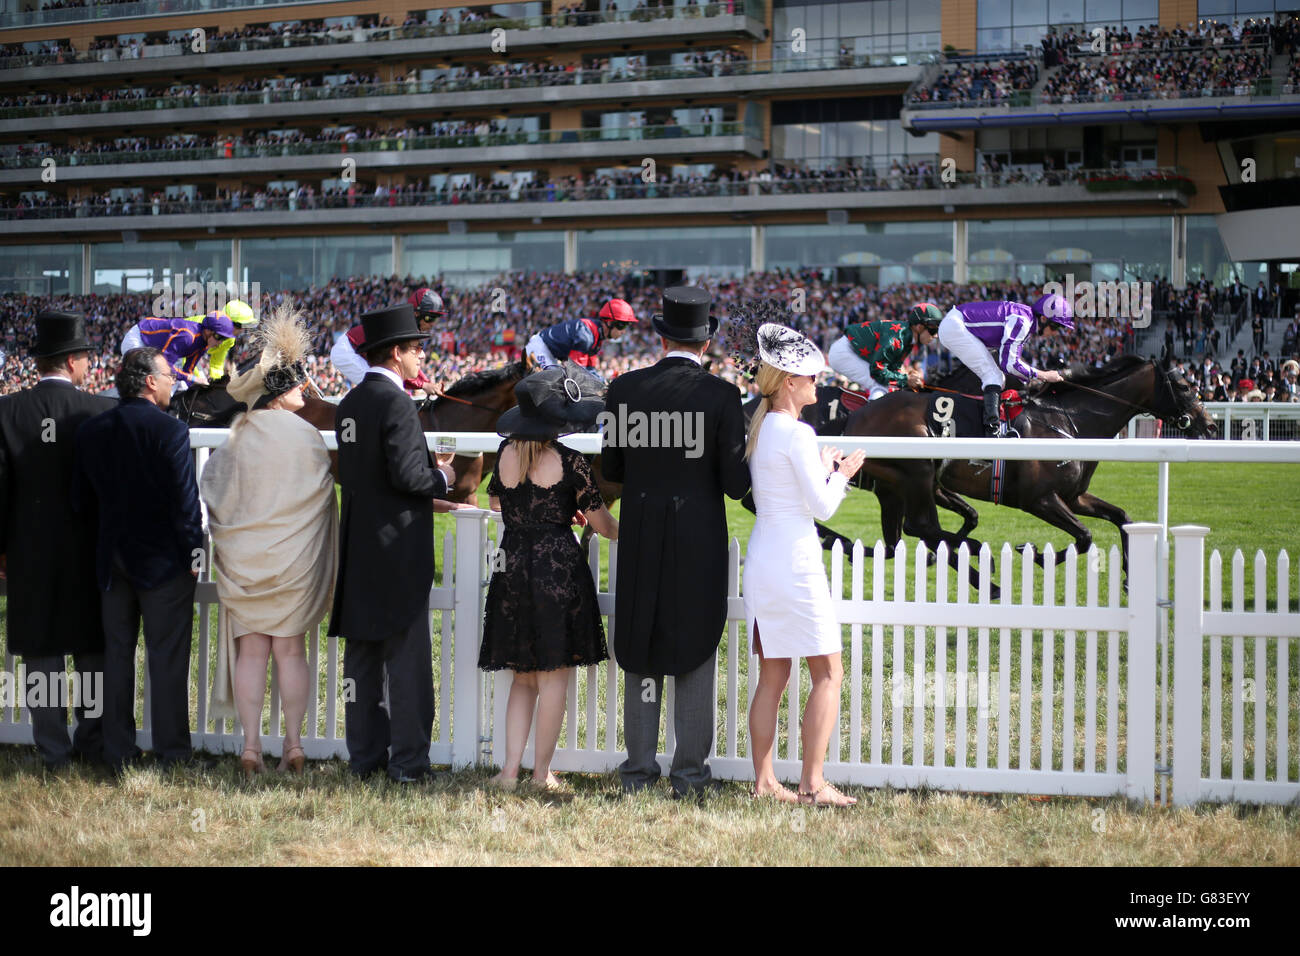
[936,293,1074,437]
[827,302,943,399]
[523,297,638,375]
[199,302,338,779]
[0,311,116,772]
[330,286,447,391]
[119,308,240,391]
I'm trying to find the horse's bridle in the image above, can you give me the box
[1048,363,1195,431]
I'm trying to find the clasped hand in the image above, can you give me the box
[820,445,866,480]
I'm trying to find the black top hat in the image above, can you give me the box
[651,286,717,344]
[497,361,606,440]
[360,303,428,355]
[33,310,91,358]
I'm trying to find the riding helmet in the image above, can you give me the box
[1032,293,1075,331]
[907,302,944,333]
[409,287,448,318]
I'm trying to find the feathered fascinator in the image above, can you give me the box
[726,297,797,378]
[227,300,312,407]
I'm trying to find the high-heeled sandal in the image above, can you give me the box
[240,747,265,779]
[278,745,305,774]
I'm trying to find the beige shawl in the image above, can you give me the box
[199,409,338,722]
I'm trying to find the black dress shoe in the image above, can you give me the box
[387,765,436,784]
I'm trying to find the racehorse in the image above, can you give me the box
[171,360,530,505]
[844,354,1216,591]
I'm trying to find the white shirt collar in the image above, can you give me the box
[369,365,405,390]
[663,350,703,366]
[37,374,75,386]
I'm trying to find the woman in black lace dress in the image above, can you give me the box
[480,363,618,790]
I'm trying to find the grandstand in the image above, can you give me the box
[1,0,1298,400]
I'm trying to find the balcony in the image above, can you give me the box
[904,80,1300,131]
[0,56,924,134]
[0,122,761,184]
[1,0,765,33]
[0,167,1194,238]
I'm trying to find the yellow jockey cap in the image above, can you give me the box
[223,299,256,325]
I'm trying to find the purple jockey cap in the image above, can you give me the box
[202,311,237,339]
[1032,293,1075,330]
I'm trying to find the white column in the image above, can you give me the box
[81,243,91,294]
[1171,214,1187,290]
[952,219,967,284]
[392,234,403,279]
[1124,522,1161,805]
[230,237,241,289]
[1170,525,1209,808]
[564,229,578,275]
[751,224,765,273]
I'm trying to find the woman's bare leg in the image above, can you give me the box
[747,624,797,802]
[799,652,855,806]
[234,633,271,755]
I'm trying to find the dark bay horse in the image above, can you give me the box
[844,354,1216,590]
[172,361,530,505]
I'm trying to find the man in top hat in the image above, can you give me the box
[73,346,205,772]
[0,311,115,771]
[330,287,447,391]
[328,303,457,782]
[601,286,751,798]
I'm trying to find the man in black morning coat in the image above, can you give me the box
[0,311,115,770]
[602,286,751,797]
[328,303,455,782]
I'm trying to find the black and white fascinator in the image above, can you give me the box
[727,297,802,378]
[756,323,825,377]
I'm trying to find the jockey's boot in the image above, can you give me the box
[982,385,1003,437]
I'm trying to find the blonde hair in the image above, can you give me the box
[745,361,792,460]
[508,438,552,483]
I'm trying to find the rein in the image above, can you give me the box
[430,387,506,413]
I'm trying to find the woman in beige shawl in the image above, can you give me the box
[199,302,338,777]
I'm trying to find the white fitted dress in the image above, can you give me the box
[743,411,851,659]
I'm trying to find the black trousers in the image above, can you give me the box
[23,653,104,768]
[101,557,196,770]
[343,610,434,779]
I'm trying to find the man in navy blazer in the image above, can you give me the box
[74,347,204,772]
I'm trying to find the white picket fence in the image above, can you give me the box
[2,432,1298,806]
[491,516,1154,800]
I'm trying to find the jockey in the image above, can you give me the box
[119,310,238,391]
[203,300,257,381]
[828,302,943,399]
[524,298,637,373]
[936,292,1074,436]
[331,287,447,391]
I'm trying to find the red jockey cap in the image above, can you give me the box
[597,298,637,323]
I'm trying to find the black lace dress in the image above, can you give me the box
[479,440,609,672]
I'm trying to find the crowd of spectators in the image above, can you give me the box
[911,17,1295,106]
[1040,45,1268,103]
[909,57,1040,104]
[0,270,1190,401]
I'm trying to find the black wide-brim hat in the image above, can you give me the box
[651,285,718,343]
[33,310,91,358]
[360,303,428,354]
[497,361,606,440]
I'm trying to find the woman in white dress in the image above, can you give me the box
[744,324,865,808]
